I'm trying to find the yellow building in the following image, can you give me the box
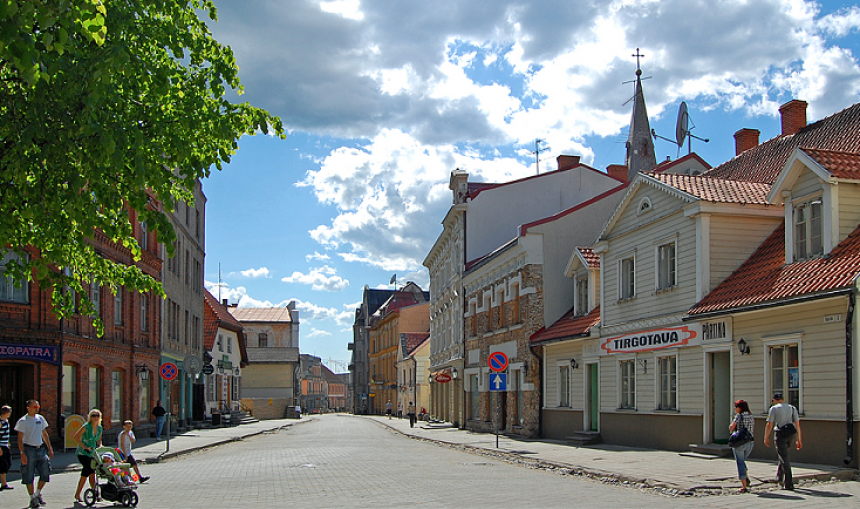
[368,283,429,414]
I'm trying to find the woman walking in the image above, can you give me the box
[73,410,103,505]
[730,400,755,493]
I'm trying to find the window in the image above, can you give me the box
[511,284,520,324]
[637,197,652,215]
[558,365,570,407]
[0,251,28,303]
[140,295,148,332]
[470,302,477,337]
[259,333,268,348]
[231,376,240,401]
[63,267,76,313]
[62,364,76,415]
[193,316,200,350]
[217,334,224,352]
[619,256,635,300]
[470,375,479,420]
[227,336,232,354]
[793,199,823,261]
[138,379,150,422]
[657,355,677,410]
[140,221,148,251]
[89,366,101,412]
[196,210,200,239]
[90,280,100,318]
[485,295,492,332]
[206,374,216,402]
[184,310,189,345]
[657,242,676,290]
[113,287,123,326]
[770,344,800,409]
[575,276,589,316]
[620,359,635,409]
[185,250,190,285]
[111,370,123,423]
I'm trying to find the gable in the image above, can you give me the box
[599,176,692,241]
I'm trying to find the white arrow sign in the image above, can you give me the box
[489,373,507,391]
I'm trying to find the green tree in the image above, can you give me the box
[0,0,283,332]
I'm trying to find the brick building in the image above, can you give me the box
[1,209,162,441]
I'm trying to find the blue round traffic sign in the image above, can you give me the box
[160,362,178,381]
[488,352,509,372]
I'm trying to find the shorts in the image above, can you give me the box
[0,446,11,474]
[78,454,95,477]
[386,409,392,415]
[21,445,50,485]
[125,454,138,467]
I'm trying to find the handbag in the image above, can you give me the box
[776,422,797,439]
[729,414,754,448]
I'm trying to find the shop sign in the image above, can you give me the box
[700,318,732,344]
[0,342,60,365]
[434,373,452,383]
[601,324,700,354]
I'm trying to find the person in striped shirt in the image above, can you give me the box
[0,405,12,491]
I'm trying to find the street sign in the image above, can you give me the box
[160,362,178,381]
[184,355,202,375]
[488,352,509,372]
[201,364,214,375]
[489,373,507,391]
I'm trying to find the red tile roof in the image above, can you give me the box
[689,223,860,315]
[530,306,601,344]
[577,247,600,268]
[229,306,294,323]
[703,102,860,184]
[648,173,771,204]
[801,148,860,180]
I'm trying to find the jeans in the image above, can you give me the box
[733,441,754,480]
[21,445,50,485]
[776,432,797,488]
[155,416,165,438]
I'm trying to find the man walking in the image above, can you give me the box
[151,400,166,440]
[407,401,417,428]
[764,393,802,490]
[15,400,54,508]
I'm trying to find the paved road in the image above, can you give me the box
[2,414,858,508]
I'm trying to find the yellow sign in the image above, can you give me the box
[64,414,85,451]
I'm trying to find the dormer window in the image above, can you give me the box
[575,276,589,316]
[793,197,823,261]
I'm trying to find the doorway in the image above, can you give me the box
[0,364,34,421]
[708,351,731,443]
[586,363,599,432]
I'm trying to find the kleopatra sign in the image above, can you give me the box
[601,325,699,354]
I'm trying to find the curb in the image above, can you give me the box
[359,415,859,496]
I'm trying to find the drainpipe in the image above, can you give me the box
[529,343,543,437]
[846,277,858,466]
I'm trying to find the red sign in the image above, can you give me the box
[160,362,178,381]
[434,373,452,383]
[488,352,509,372]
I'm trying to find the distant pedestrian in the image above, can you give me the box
[118,421,149,483]
[764,393,802,491]
[385,400,392,419]
[0,405,13,491]
[151,401,166,440]
[729,400,754,493]
[407,402,417,428]
[73,409,103,505]
[15,400,54,509]
[397,401,402,419]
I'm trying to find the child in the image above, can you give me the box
[0,405,13,491]
[100,452,132,486]
[118,421,149,483]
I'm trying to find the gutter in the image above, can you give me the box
[685,288,853,321]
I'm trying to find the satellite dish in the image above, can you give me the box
[675,101,689,148]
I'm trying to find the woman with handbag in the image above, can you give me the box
[729,399,755,493]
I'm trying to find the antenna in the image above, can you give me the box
[218,263,222,302]
[532,138,551,175]
[651,101,710,156]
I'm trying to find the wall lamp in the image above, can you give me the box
[452,367,458,380]
[569,359,579,370]
[136,365,149,381]
[737,338,751,355]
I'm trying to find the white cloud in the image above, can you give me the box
[204,281,348,325]
[306,251,331,261]
[281,265,350,291]
[306,328,333,338]
[240,267,271,278]
[319,0,364,21]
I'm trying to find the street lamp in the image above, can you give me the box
[452,367,458,380]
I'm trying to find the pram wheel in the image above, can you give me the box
[120,491,132,507]
[83,488,97,507]
[129,492,139,507]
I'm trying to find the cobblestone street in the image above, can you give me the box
[2,414,859,508]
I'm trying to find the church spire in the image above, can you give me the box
[625,48,656,180]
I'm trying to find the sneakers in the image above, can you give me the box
[139,476,150,483]
[0,484,13,490]
[29,495,40,509]
[37,493,46,506]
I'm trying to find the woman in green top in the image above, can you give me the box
[73,409,103,504]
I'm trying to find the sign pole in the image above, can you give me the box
[487,352,509,449]
[160,362,179,453]
[495,393,499,448]
[165,381,170,453]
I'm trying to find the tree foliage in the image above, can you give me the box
[0,0,283,332]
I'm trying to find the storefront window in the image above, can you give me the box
[657,355,677,410]
[770,344,800,409]
[558,365,570,407]
[62,364,76,415]
[111,370,123,423]
[89,366,101,412]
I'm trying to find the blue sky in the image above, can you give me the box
[201,0,860,370]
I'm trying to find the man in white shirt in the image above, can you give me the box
[764,393,802,491]
[15,400,54,508]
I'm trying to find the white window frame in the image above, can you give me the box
[763,334,803,413]
[575,275,589,316]
[792,194,824,262]
[617,356,636,410]
[140,221,148,251]
[113,287,123,326]
[217,334,224,352]
[111,370,123,423]
[0,250,29,303]
[655,239,677,291]
[655,353,678,411]
[140,294,148,332]
[637,197,653,216]
[556,361,571,408]
[90,280,100,318]
[617,253,636,301]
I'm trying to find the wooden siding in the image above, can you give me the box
[544,342,583,410]
[792,169,824,201]
[709,215,783,292]
[837,182,860,243]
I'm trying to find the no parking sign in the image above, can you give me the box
[160,362,178,381]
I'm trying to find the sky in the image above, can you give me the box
[199,0,860,370]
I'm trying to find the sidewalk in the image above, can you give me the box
[361,415,859,495]
[3,417,302,479]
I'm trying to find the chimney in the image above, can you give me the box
[222,298,229,307]
[733,128,760,155]
[607,164,628,182]
[556,155,581,171]
[779,99,807,136]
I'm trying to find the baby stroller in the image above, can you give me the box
[83,447,140,507]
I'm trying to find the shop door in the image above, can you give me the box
[587,364,599,432]
[710,352,731,443]
[0,365,32,421]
